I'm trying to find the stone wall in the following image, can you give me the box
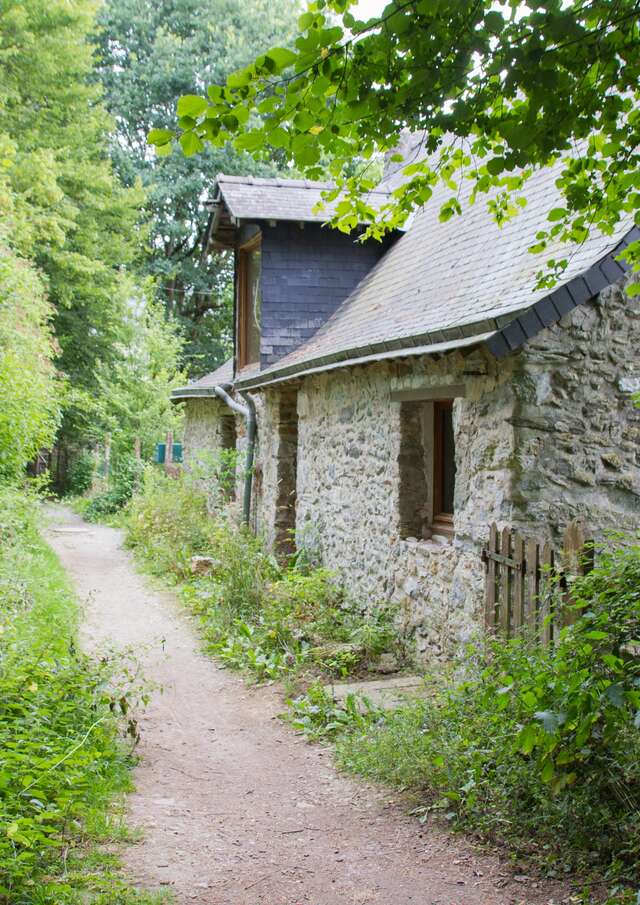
[249,275,639,660]
[183,397,241,512]
[511,275,640,542]
[279,350,517,658]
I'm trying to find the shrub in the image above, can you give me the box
[0,485,146,903]
[126,468,212,574]
[125,472,403,682]
[66,449,95,496]
[337,539,640,887]
[84,455,144,521]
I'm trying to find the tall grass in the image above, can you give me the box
[0,485,164,905]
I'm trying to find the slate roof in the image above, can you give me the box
[235,160,635,389]
[171,358,233,400]
[215,174,391,224]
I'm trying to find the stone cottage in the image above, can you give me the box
[172,165,640,657]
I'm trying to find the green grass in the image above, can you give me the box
[0,485,169,905]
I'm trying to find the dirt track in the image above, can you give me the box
[45,505,567,905]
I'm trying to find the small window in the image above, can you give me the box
[237,235,261,368]
[398,398,457,542]
[432,400,456,535]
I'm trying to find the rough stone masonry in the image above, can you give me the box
[183,275,640,661]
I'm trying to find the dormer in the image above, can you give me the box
[205,175,399,377]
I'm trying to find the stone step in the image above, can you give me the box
[323,675,426,710]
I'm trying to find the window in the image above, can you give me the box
[274,389,298,556]
[398,398,457,541]
[432,400,456,536]
[237,235,261,368]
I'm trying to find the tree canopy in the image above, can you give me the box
[154,0,640,289]
[0,0,185,486]
[96,0,300,375]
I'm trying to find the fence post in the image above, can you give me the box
[512,533,525,632]
[134,436,141,461]
[484,522,498,630]
[499,527,511,636]
[525,537,539,632]
[540,542,554,645]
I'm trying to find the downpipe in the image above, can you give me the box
[213,384,256,526]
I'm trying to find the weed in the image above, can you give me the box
[0,485,157,904]
[125,471,404,684]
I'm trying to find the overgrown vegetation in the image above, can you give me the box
[125,470,404,683]
[0,486,158,905]
[329,544,640,901]
[124,472,640,902]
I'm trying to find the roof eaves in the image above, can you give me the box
[486,224,638,359]
[237,333,496,391]
[234,316,514,390]
[170,386,227,401]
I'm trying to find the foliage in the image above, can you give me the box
[0,0,149,486]
[333,541,640,891]
[95,0,299,374]
[125,471,403,681]
[0,486,153,904]
[286,681,382,742]
[65,450,95,497]
[0,243,60,483]
[88,296,186,465]
[84,455,145,522]
[158,0,640,289]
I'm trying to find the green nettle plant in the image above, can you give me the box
[0,487,149,904]
[334,540,640,888]
[154,0,640,290]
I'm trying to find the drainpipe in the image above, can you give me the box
[213,384,256,526]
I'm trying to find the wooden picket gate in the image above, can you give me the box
[482,521,593,643]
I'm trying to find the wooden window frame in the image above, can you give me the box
[236,233,261,369]
[432,399,455,537]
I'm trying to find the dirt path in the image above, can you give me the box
[45,505,565,905]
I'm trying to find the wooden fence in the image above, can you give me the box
[482,521,593,643]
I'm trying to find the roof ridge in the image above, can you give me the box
[215,172,389,194]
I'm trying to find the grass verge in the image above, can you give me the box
[0,485,167,905]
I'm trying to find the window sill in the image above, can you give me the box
[401,534,454,551]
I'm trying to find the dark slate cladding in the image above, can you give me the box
[258,221,393,368]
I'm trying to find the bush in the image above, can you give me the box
[65,449,95,496]
[337,540,640,888]
[0,486,147,904]
[84,455,144,521]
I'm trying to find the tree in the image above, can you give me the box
[154,0,640,289]
[89,292,186,463]
[95,0,299,375]
[1,0,150,485]
[0,243,60,484]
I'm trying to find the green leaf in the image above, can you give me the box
[147,128,174,146]
[603,683,625,708]
[179,131,204,157]
[548,207,567,222]
[235,130,265,152]
[176,95,208,118]
[298,11,315,29]
[486,157,505,176]
[265,47,297,72]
